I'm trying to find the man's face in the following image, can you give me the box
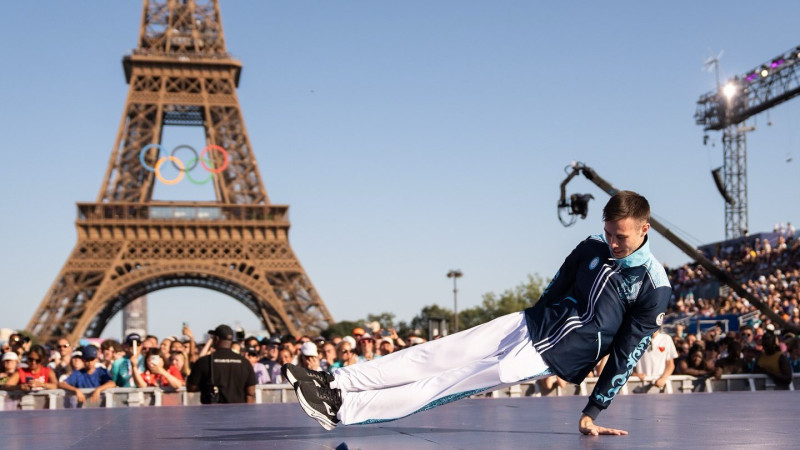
[3,359,17,373]
[141,340,156,354]
[323,344,336,361]
[278,349,293,365]
[83,357,97,370]
[102,347,115,362]
[57,339,71,358]
[604,217,649,259]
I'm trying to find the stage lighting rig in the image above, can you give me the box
[695,43,800,238]
[553,160,799,334]
[696,45,800,131]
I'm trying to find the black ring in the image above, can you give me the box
[170,145,199,172]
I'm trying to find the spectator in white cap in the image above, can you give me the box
[1,351,20,386]
[330,341,359,371]
[357,334,376,362]
[300,342,321,371]
[341,336,357,349]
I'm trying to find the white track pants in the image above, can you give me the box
[331,311,551,425]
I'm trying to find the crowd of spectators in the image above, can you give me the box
[0,322,426,406]
[4,223,800,405]
[667,321,798,390]
[666,224,800,329]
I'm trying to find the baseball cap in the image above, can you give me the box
[342,336,357,348]
[352,327,365,337]
[124,333,142,345]
[300,341,319,357]
[71,350,83,359]
[81,345,98,360]
[358,333,374,342]
[2,352,19,362]
[208,324,234,340]
[263,337,281,346]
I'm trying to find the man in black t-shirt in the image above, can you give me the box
[187,324,256,404]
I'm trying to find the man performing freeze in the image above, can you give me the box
[284,191,670,435]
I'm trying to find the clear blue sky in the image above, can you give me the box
[2,1,800,340]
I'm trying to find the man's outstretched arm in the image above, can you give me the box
[580,281,671,432]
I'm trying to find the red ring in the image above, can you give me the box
[199,145,229,174]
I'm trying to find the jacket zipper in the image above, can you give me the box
[595,332,602,360]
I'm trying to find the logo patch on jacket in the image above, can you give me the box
[589,257,600,270]
[616,274,642,301]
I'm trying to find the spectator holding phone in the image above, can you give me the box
[5,345,58,391]
[58,346,115,405]
[244,347,270,385]
[132,348,183,388]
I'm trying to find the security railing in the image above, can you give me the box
[1,374,797,411]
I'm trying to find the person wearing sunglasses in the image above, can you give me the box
[6,345,58,391]
[48,339,74,382]
[329,342,358,371]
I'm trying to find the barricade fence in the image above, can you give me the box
[1,374,797,411]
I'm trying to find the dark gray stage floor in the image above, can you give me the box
[1,391,797,449]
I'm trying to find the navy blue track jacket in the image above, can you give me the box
[523,234,671,419]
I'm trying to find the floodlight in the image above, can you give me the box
[722,82,737,100]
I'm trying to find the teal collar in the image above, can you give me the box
[597,234,651,268]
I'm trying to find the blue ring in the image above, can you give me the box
[139,144,164,172]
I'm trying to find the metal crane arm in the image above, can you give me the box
[558,161,798,334]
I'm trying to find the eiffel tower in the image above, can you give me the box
[27,0,334,344]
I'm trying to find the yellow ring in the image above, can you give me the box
[154,156,185,185]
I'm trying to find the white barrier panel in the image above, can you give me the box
[1,376,797,411]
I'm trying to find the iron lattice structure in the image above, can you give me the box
[27,0,334,343]
[695,44,800,238]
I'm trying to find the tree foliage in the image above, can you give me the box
[458,274,547,330]
[324,274,547,339]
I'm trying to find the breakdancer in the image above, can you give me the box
[284,190,670,436]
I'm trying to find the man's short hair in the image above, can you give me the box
[602,190,650,223]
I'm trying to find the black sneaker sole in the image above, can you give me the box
[283,364,325,387]
[294,384,337,431]
[281,364,296,385]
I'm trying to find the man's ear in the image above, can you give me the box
[641,221,651,236]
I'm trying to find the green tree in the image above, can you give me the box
[459,274,548,330]
[408,304,453,336]
[322,320,362,340]
[365,312,396,330]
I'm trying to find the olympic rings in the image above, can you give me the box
[154,156,184,185]
[139,144,229,185]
